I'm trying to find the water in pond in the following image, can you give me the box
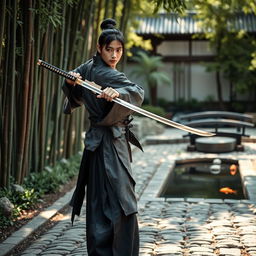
[160,159,245,199]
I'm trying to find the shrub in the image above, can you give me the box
[0,153,81,230]
[157,98,171,110]
[0,187,40,228]
[141,104,166,117]
[24,154,80,194]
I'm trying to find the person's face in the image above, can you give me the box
[97,40,123,69]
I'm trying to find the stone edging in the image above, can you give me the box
[139,156,256,212]
[239,159,256,201]
[0,188,75,256]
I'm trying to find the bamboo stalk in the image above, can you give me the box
[44,25,54,166]
[1,6,10,188]
[6,0,16,187]
[0,0,6,70]
[20,0,33,182]
[89,2,96,57]
[112,0,118,19]
[49,25,64,164]
[16,0,32,183]
[104,0,110,19]
[81,0,95,61]
[30,0,41,172]
[55,2,67,162]
[1,0,124,187]
[120,0,131,71]
[38,30,48,171]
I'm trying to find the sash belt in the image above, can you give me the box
[122,117,143,162]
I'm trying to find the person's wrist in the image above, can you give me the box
[66,79,75,85]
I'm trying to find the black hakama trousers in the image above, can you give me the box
[85,143,139,256]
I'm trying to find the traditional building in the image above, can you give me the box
[125,12,256,104]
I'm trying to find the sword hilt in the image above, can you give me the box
[37,59,77,81]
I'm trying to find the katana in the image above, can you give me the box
[37,59,215,137]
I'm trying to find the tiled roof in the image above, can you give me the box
[136,12,256,35]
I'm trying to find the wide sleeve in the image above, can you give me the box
[97,71,144,126]
[62,62,89,114]
[112,72,144,107]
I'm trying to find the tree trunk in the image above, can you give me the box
[150,85,157,106]
[216,70,225,110]
[215,36,225,110]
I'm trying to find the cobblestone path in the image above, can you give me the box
[20,143,256,256]
[139,201,256,256]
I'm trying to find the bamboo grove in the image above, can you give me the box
[0,0,186,188]
[0,0,134,188]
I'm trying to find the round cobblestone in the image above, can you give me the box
[18,141,256,256]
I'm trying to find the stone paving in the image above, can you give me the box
[18,130,256,256]
[139,201,256,256]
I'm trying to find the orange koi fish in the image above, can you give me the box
[219,187,237,194]
[229,164,237,176]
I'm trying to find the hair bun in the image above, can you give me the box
[100,18,117,30]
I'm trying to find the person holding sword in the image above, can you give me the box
[63,18,144,256]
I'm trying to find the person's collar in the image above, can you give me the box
[93,52,109,67]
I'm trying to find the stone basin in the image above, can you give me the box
[196,136,236,153]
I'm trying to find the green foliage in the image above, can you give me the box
[231,102,247,112]
[151,0,186,14]
[33,0,78,29]
[126,32,152,56]
[0,216,15,229]
[158,98,171,109]
[33,0,62,29]
[0,187,40,228]
[141,104,166,117]
[220,35,256,93]
[24,154,80,194]
[193,0,256,96]
[174,98,201,112]
[131,51,171,105]
[204,94,215,102]
[250,51,256,70]
[0,154,80,229]
[13,189,41,212]
[132,51,171,87]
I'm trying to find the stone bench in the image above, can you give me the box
[178,111,255,152]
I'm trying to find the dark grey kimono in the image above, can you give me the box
[62,54,144,256]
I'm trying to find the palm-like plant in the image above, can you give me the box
[131,51,171,106]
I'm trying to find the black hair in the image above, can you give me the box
[98,18,124,49]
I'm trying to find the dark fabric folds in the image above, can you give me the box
[86,143,139,256]
[62,53,144,255]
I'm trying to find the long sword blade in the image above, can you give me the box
[77,80,214,136]
[37,59,215,137]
